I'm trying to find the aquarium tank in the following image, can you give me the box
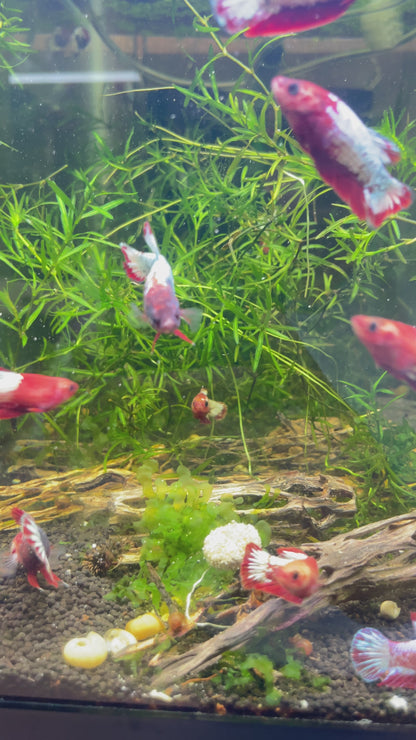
[2,0,416,736]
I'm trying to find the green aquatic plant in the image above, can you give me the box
[209,646,329,707]
[333,376,416,521]
[107,461,237,610]
[0,5,31,79]
[211,650,282,707]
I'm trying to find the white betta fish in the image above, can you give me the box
[120,222,201,352]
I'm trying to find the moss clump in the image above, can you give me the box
[108,461,238,610]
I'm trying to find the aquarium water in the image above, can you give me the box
[0,0,416,733]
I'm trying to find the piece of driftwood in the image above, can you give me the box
[208,471,356,536]
[0,462,355,540]
[151,510,416,688]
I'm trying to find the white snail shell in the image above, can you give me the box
[63,631,108,668]
[104,628,137,657]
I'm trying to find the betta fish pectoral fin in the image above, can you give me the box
[180,307,203,332]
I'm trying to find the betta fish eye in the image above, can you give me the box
[287,82,299,96]
[291,570,299,580]
[204,400,209,408]
[369,321,378,332]
[153,318,161,328]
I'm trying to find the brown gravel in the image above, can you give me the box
[2,512,416,730]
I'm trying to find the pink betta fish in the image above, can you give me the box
[120,222,202,352]
[0,508,62,590]
[191,387,227,424]
[212,0,357,37]
[271,76,413,228]
[240,542,320,604]
[351,613,416,689]
[351,315,416,392]
[0,368,78,420]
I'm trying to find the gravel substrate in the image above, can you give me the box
[1,512,416,728]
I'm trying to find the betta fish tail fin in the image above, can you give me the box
[364,178,413,229]
[350,627,391,683]
[11,507,24,525]
[120,244,156,284]
[240,542,269,590]
[143,221,160,256]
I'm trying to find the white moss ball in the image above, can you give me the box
[203,521,261,569]
[387,695,408,713]
[63,631,108,669]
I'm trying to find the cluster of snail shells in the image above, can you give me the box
[62,614,165,669]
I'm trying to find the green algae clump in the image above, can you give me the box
[110,462,238,610]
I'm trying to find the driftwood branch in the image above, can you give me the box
[151,510,416,688]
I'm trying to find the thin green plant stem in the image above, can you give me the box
[223,350,252,475]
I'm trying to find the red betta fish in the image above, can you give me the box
[212,0,357,37]
[0,508,62,590]
[271,76,413,228]
[351,315,416,392]
[0,368,78,420]
[240,543,320,604]
[351,613,416,689]
[191,387,227,424]
[120,222,202,352]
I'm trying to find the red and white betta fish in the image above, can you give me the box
[191,387,227,424]
[351,613,416,689]
[351,315,416,392]
[0,369,78,420]
[0,508,62,590]
[240,542,320,604]
[212,0,357,36]
[120,221,202,352]
[271,76,413,228]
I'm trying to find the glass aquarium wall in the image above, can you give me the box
[1,0,416,730]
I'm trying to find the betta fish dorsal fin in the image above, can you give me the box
[370,130,401,165]
[276,547,308,560]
